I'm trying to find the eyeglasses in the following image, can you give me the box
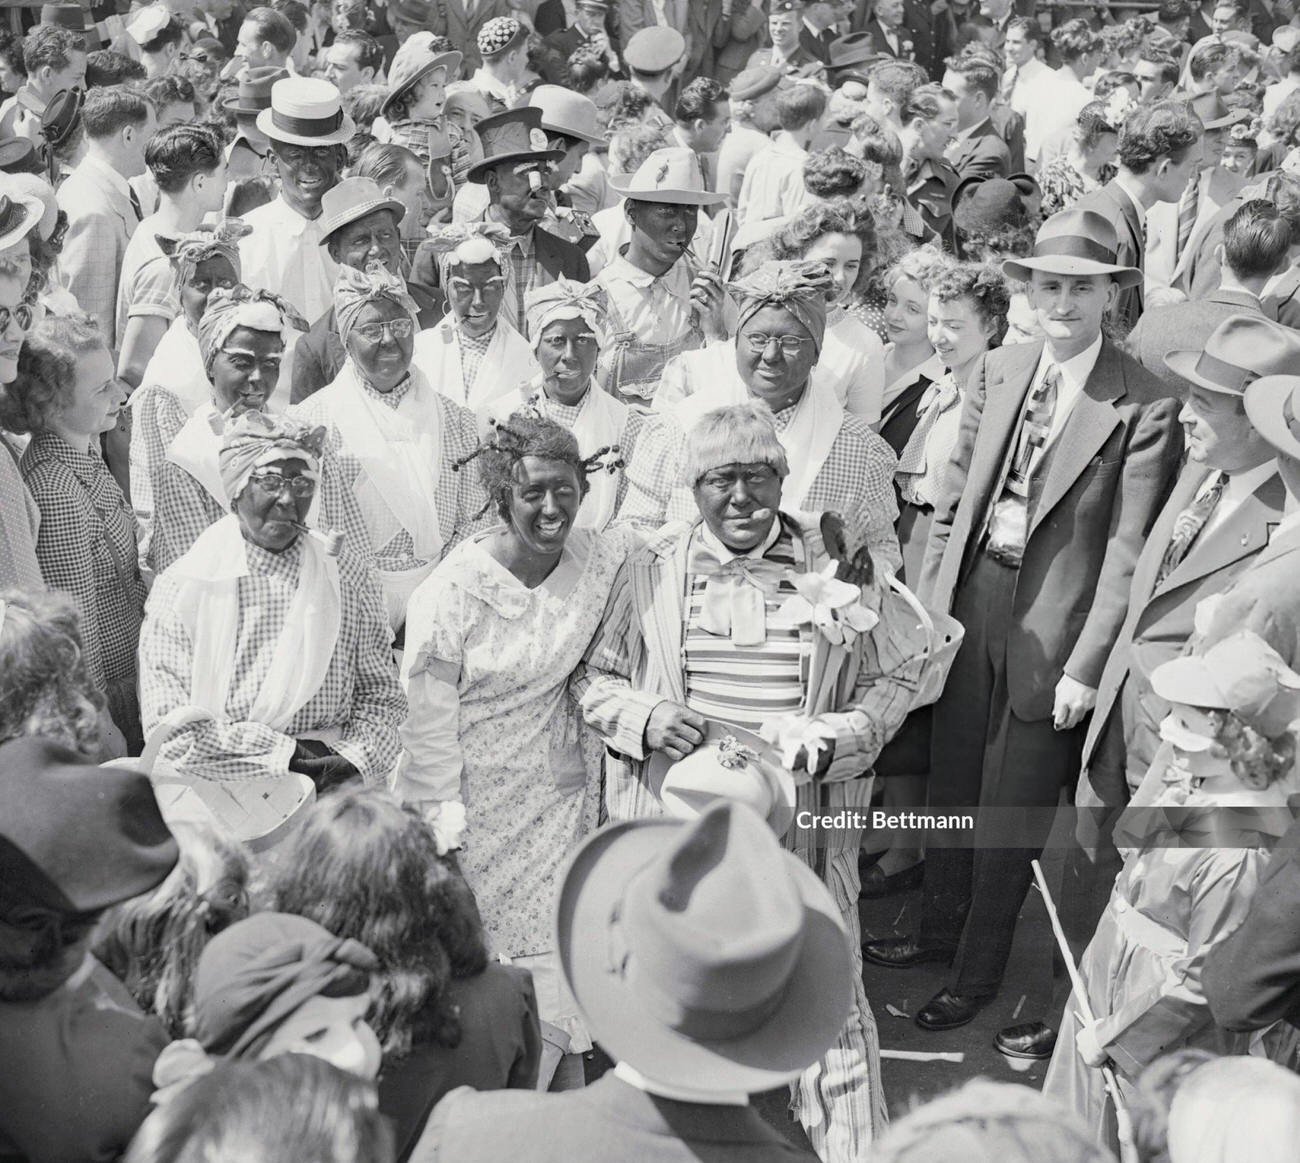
[742,332,812,356]
[248,470,317,498]
[0,302,35,335]
[354,317,414,344]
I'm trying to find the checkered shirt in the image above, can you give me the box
[293,383,490,573]
[21,433,145,692]
[139,539,406,782]
[618,411,903,572]
[131,385,189,572]
[457,327,497,395]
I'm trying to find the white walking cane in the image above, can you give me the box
[1031,859,1139,1163]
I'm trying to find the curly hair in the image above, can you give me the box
[565,46,608,95]
[95,818,251,1039]
[886,243,955,296]
[273,789,489,1059]
[957,218,1038,265]
[596,80,655,133]
[930,263,1010,345]
[1075,100,1117,153]
[1100,18,1147,62]
[606,123,667,175]
[1051,18,1101,64]
[803,147,868,199]
[900,83,955,127]
[146,124,223,195]
[0,314,105,436]
[1118,99,1203,174]
[770,197,878,298]
[470,413,590,523]
[0,588,103,758]
[1206,709,1298,790]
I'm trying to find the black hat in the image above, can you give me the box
[40,87,84,151]
[466,106,563,184]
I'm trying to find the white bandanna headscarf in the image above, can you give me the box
[524,278,608,351]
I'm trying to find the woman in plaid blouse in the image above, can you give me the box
[0,314,142,750]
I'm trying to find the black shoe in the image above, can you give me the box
[915,988,987,1031]
[859,859,924,899]
[861,935,957,969]
[995,1021,1057,1060]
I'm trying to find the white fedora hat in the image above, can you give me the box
[609,146,727,206]
[257,77,355,149]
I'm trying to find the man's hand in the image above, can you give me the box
[1053,675,1097,731]
[1074,1016,1107,1068]
[645,701,707,761]
[690,269,729,340]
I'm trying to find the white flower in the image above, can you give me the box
[780,562,879,645]
[426,799,467,855]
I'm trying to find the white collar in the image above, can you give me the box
[1038,332,1103,391]
[606,251,693,295]
[1216,460,1279,504]
[697,513,783,562]
[613,1062,749,1106]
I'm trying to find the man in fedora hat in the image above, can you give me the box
[592,145,731,408]
[0,25,86,146]
[289,175,445,404]
[0,737,178,1163]
[238,75,353,322]
[998,309,1299,1066]
[529,83,609,222]
[1071,99,1205,333]
[423,801,852,1162]
[864,206,1184,1033]
[454,105,589,335]
[221,66,287,182]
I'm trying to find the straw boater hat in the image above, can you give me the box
[380,43,462,119]
[556,801,853,1092]
[465,106,564,183]
[1001,207,1142,288]
[316,176,406,246]
[1164,314,1300,397]
[221,66,289,118]
[609,146,728,206]
[257,76,355,149]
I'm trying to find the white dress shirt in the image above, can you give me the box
[1195,460,1279,544]
[1037,332,1103,453]
[238,196,338,322]
[736,136,809,226]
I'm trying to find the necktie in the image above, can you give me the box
[129,185,143,224]
[1156,472,1226,585]
[897,374,960,476]
[1005,363,1059,497]
[1174,175,1199,262]
[1001,63,1018,103]
[687,542,787,646]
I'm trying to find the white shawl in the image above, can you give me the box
[169,514,342,731]
[165,403,229,510]
[529,378,627,531]
[413,317,539,416]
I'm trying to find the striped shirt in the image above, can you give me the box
[683,523,808,733]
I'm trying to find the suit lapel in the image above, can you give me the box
[1029,342,1125,534]
[1154,472,1285,597]
[1133,462,1208,604]
[634,530,689,705]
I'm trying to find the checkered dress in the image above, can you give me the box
[619,410,903,573]
[139,539,406,782]
[457,328,497,396]
[132,385,189,572]
[21,433,145,735]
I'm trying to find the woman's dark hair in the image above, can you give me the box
[770,196,878,298]
[273,788,488,1059]
[1118,99,1203,174]
[147,124,223,195]
[0,588,104,758]
[0,313,105,436]
[1092,70,1137,100]
[143,73,197,115]
[0,28,25,86]
[1075,100,1117,153]
[95,819,251,1039]
[803,146,868,200]
[1206,709,1298,790]
[1267,88,1300,149]
[28,209,68,297]
[565,47,608,95]
[124,1054,395,1163]
[930,262,1011,345]
[343,82,390,134]
[1051,17,1101,64]
[469,413,591,523]
[84,48,146,88]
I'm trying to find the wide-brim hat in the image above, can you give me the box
[39,2,87,33]
[556,803,853,1092]
[1164,314,1300,395]
[1246,373,1300,461]
[528,84,605,145]
[1002,207,1142,288]
[380,47,462,119]
[466,106,564,184]
[0,138,45,176]
[1187,91,1251,132]
[829,31,880,70]
[646,720,797,838]
[609,145,727,206]
[221,66,290,116]
[316,176,406,244]
[0,191,46,251]
[257,76,355,148]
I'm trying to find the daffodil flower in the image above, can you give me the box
[780,562,879,646]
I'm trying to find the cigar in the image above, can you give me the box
[528,169,545,193]
[291,522,344,557]
[751,508,774,521]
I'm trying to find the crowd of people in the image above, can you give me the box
[5,0,1300,1159]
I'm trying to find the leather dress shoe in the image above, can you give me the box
[861,935,957,969]
[915,988,987,1031]
[995,1021,1057,1060]
[859,859,924,899]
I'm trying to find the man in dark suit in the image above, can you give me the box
[419,803,848,1163]
[747,0,827,80]
[799,0,851,65]
[863,208,1184,1030]
[901,83,961,246]
[542,0,621,78]
[942,54,1011,180]
[1126,198,1290,396]
[997,312,1298,1063]
[1073,99,1206,335]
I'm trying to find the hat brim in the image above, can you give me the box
[1001,254,1143,288]
[1245,374,1300,460]
[380,50,464,118]
[556,818,854,1092]
[466,147,566,183]
[1162,347,1247,394]
[1202,108,1252,131]
[318,195,408,244]
[607,175,728,205]
[256,108,356,147]
[0,194,45,251]
[537,117,606,146]
[221,96,269,116]
[1151,655,1228,710]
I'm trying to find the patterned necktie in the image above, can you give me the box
[1001,63,1018,103]
[1174,175,1199,262]
[1005,363,1060,497]
[129,185,143,224]
[1156,471,1226,585]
